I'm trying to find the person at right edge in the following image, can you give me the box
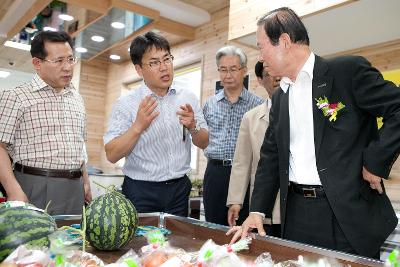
[229,7,400,259]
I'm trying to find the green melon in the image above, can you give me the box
[0,201,57,261]
[84,190,138,250]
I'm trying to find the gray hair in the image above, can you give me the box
[216,45,247,68]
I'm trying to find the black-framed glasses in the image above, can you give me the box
[40,56,77,67]
[218,66,244,76]
[142,55,174,70]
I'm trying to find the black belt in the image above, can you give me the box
[208,159,232,166]
[14,163,82,179]
[163,177,184,185]
[289,182,325,198]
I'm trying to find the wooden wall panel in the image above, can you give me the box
[0,0,14,19]
[180,0,229,14]
[228,0,353,41]
[228,0,268,41]
[79,59,108,168]
[328,39,400,72]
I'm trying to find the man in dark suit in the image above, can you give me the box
[229,7,400,258]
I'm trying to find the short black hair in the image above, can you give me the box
[129,31,171,65]
[257,7,309,46]
[255,61,264,78]
[30,31,74,59]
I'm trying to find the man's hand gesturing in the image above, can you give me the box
[134,96,159,132]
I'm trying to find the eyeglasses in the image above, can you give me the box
[142,55,174,70]
[40,56,77,67]
[218,66,244,76]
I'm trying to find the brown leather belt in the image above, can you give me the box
[14,163,82,179]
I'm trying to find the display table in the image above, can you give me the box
[55,213,383,266]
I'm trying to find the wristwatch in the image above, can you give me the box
[189,123,201,135]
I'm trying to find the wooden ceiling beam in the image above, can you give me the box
[60,0,111,15]
[326,38,400,58]
[82,16,196,62]
[154,17,195,41]
[111,0,160,21]
[70,12,108,38]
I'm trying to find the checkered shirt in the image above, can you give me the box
[203,88,264,160]
[0,74,87,169]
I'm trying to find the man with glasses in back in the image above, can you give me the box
[203,45,263,225]
[104,31,208,216]
[0,31,91,215]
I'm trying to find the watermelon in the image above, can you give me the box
[84,190,138,250]
[0,201,57,261]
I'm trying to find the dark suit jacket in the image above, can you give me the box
[251,55,400,257]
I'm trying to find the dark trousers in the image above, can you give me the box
[284,186,357,255]
[203,161,249,226]
[122,175,192,217]
[264,224,281,238]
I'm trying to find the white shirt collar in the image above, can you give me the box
[280,52,315,93]
[141,81,180,97]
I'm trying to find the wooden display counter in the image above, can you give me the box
[55,213,383,266]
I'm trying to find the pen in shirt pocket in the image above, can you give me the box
[182,125,186,142]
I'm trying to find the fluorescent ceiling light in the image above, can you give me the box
[58,14,74,21]
[91,35,105,42]
[43,26,57,31]
[111,22,125,29]
[110,54,121,60]
[75,47,87,53]
[4,41,31,51]
[0,71,11,78]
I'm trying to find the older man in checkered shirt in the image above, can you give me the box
[0,31,91,215]
[203,45,264,226]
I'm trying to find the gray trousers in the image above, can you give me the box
[14,170,85,215]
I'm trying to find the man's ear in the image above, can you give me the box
[32,57,41,71]
[134,64,144,78]
[279,33,291,49]
[257,76,263,85]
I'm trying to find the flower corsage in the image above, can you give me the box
[315,96,345,122]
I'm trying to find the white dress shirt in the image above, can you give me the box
[104,82,207,182]
[280,52,322,185]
